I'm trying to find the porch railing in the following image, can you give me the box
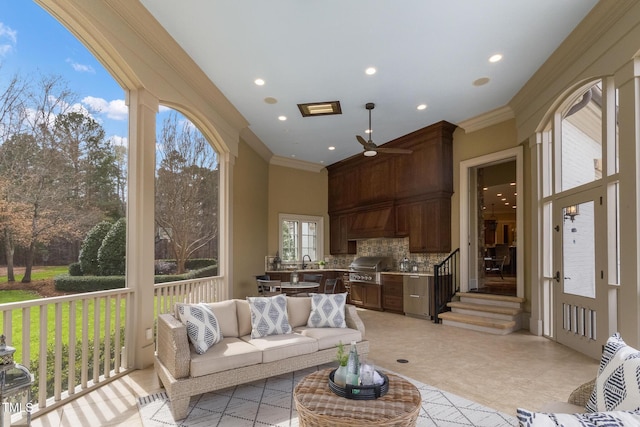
[433,248,460,323]
[0,275,223,418]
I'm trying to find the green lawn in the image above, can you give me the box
[0,265,68,284]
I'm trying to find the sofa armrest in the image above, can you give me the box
[345,304,365,339]
[567,378,595,408]
[156,313,191,379]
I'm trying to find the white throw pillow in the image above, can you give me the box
[585,333,640,412]
[247,294,292,338]
[177,303,223,354]
[306,292,347,328]
[517,408,640,426]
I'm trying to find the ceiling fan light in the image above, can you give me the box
[364,150,377,157]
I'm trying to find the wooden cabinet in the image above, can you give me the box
[327,121,456,253]
[381,274,403,313]
[330,215,356,255]
[349,283,382,310]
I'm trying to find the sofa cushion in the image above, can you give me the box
[294,326,361,350]
[516,408,640,426]
[240,333,318,363]
[287,296,311,328]
[586,333,640,412]
[247,294,292,338]
[176,303,222,354]
[189,337,262,377]
[204,299,238,338]
[307,293,347,328]
[236,299,252,337]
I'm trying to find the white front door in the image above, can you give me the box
[553,189,606,359]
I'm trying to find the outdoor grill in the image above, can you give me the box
[348,256,393,285]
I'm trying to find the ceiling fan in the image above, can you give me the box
[356,102,412,157]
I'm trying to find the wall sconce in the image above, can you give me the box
[564,205,579,222]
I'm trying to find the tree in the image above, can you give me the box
[155,111,219,274]
[79,220,113,275]
[97,218,126,276]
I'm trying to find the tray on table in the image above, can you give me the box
[328,368,388,400]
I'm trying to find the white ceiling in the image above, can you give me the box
[140,1,597,166]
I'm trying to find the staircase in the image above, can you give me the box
[437,292,525,335]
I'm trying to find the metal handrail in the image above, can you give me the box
[433,248,460,323]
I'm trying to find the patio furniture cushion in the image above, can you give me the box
[307,293,347,328]
[287,296,312,328]
[189,337,262,377]
[586,333,640,412]
[247,294,292,338]
[204,299,238,337]
[294,326,362,350]
[240,333,318,363]
[516,408,640,426]
[177,303,222,354]
[236,299,252,337]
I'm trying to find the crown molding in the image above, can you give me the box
[270,156,326,173]
[457,106,514,133]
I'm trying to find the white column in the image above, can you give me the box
[126,89,158,369]
[615,59,640,348]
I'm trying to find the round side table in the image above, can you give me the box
[294,368,421,427]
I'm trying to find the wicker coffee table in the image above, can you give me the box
[293,368,421,427]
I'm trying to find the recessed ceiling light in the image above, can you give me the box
[278,116,287,121]
[365,67,377,75]
[512,206,517,209]
[473,77,490,86]
[510,182,516,186]
[417,104,427,110]
[328,146,335,151]
[497,193,502,196]
[483,187,488,191]
[254,78,265,86]
[489,54,503,63]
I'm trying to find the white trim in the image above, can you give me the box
[457,106,515,134]
[270,156,326,173]
[459,146,524,298]
[278,213,324,262]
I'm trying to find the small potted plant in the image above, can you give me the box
[334,341,348,387]
[318,260,326,269]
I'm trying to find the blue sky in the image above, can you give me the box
[0,1,128,146]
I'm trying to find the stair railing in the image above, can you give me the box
[433,248,460,323]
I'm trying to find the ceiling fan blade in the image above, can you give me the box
[356,135,368,147]
[376,147,413,154]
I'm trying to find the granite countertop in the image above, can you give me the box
[265,268,350,273]
[382,271,434,277]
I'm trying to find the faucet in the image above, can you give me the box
[302,254,312,269]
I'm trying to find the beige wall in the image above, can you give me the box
[267,165,329,258]
[233,139,269,298]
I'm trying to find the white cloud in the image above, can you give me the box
[0,22,17,57]
[109,135,128,147]
[82,96,128,121]
[66,58,95,74]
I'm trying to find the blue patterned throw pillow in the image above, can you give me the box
[177,303,222,354]
[307,293,347,328]
[247,294,292,338]
[585,333,640,413]
[517,407,640,426]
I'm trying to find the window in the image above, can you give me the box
[278,214,324,262]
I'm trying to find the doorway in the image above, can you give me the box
[459,146,523,298]
[553,190,606,360]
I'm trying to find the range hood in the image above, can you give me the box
[346,205,395,239]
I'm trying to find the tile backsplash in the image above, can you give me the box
[326,237,448,272]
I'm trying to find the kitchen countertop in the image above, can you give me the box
[266,269,433,276]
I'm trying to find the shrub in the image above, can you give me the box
[97,218,126,276]
[68,262,83,276]
[55,275,125,292]
[78,221,113,275]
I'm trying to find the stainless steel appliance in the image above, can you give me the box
[403,274,431,319]
[348,256,393,285]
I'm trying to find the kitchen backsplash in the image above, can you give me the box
[267,237,449,273]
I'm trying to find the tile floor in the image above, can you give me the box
[31,308,600,426]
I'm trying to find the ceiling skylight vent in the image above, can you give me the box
[297,101,342,117]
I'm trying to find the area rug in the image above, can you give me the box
[138,364,517,426]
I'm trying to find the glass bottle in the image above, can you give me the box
[346,341,359,386]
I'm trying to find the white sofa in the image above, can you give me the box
[155,296,369,420]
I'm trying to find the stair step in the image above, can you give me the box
[456,292,524,309]
[438,312,517,335]
[447,301,522,316]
